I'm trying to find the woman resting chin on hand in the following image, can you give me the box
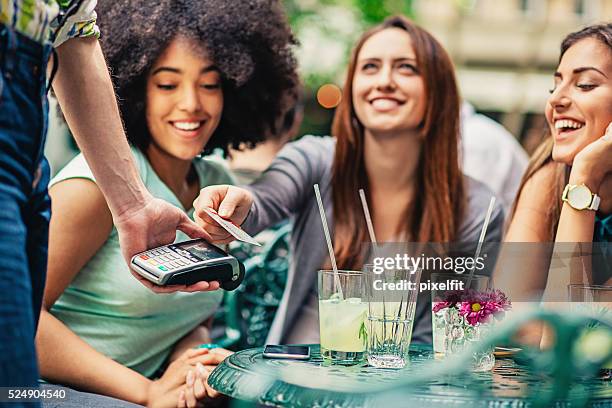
[497,23,612,347]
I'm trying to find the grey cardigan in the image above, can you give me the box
[242,136,504,344]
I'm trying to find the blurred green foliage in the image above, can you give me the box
[355,0,414,24]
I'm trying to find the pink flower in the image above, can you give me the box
[433,289,512,325]
[457,290,511,326]
[433,301,453,313]
[459,301,496,325]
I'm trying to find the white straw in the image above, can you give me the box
[358,189,377,245]
[313,184,343,299]
[466,196,496,288]
[358,188,386,340]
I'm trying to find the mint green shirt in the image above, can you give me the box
[49,148,232,377]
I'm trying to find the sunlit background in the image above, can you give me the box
[45,0,612,174]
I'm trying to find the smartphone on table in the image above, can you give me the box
[262,345,311,360]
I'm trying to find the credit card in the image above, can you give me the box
[203,208,261,246]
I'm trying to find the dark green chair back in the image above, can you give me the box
[215,222,291,349]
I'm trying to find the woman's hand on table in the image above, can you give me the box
[177,348,233,407]
[193,185,254,244]
[197,348,233,375]
[187,348,234,396]
[177,366,209,408]
[146,348,228,407]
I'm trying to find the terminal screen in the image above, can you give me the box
[176,241,226,261]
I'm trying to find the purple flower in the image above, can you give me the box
[433,289,512,325]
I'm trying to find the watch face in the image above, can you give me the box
[568,185,592,210]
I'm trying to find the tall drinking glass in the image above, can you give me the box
[318,270,367,365]
[568,284,612,304]
[363,264,420,368]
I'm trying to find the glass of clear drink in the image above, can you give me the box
[318,270,367,365]
[363,264,420,368]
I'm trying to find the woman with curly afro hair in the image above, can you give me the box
[35,0,297,406]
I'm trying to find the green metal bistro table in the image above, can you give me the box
[208,344,612,407]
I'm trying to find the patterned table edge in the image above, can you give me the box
[208,346,612,408]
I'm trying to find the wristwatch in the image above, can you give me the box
[561,183,601,211]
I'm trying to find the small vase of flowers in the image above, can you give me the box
[432,288,512,372]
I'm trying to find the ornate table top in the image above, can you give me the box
[208,344,612,407]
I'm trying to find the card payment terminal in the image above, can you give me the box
[131,239,245,290]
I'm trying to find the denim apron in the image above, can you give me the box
[0,23,52,394]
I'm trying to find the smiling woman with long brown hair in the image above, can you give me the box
[193,15,504,346]
[331,17,466,267]
[495,23,612,307]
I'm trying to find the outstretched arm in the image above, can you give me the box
[38,179,220,406]
[194,136,332,241]
[52,37,213,292]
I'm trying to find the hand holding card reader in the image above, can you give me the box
[131,239,245,290]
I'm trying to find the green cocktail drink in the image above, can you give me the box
[318,270,366,365]
[319,297,367,352]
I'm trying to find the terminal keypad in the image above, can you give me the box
[137,247,196,272]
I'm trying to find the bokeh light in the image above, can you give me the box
[316,84,342,109]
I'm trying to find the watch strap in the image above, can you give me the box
[590,194,601,211]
